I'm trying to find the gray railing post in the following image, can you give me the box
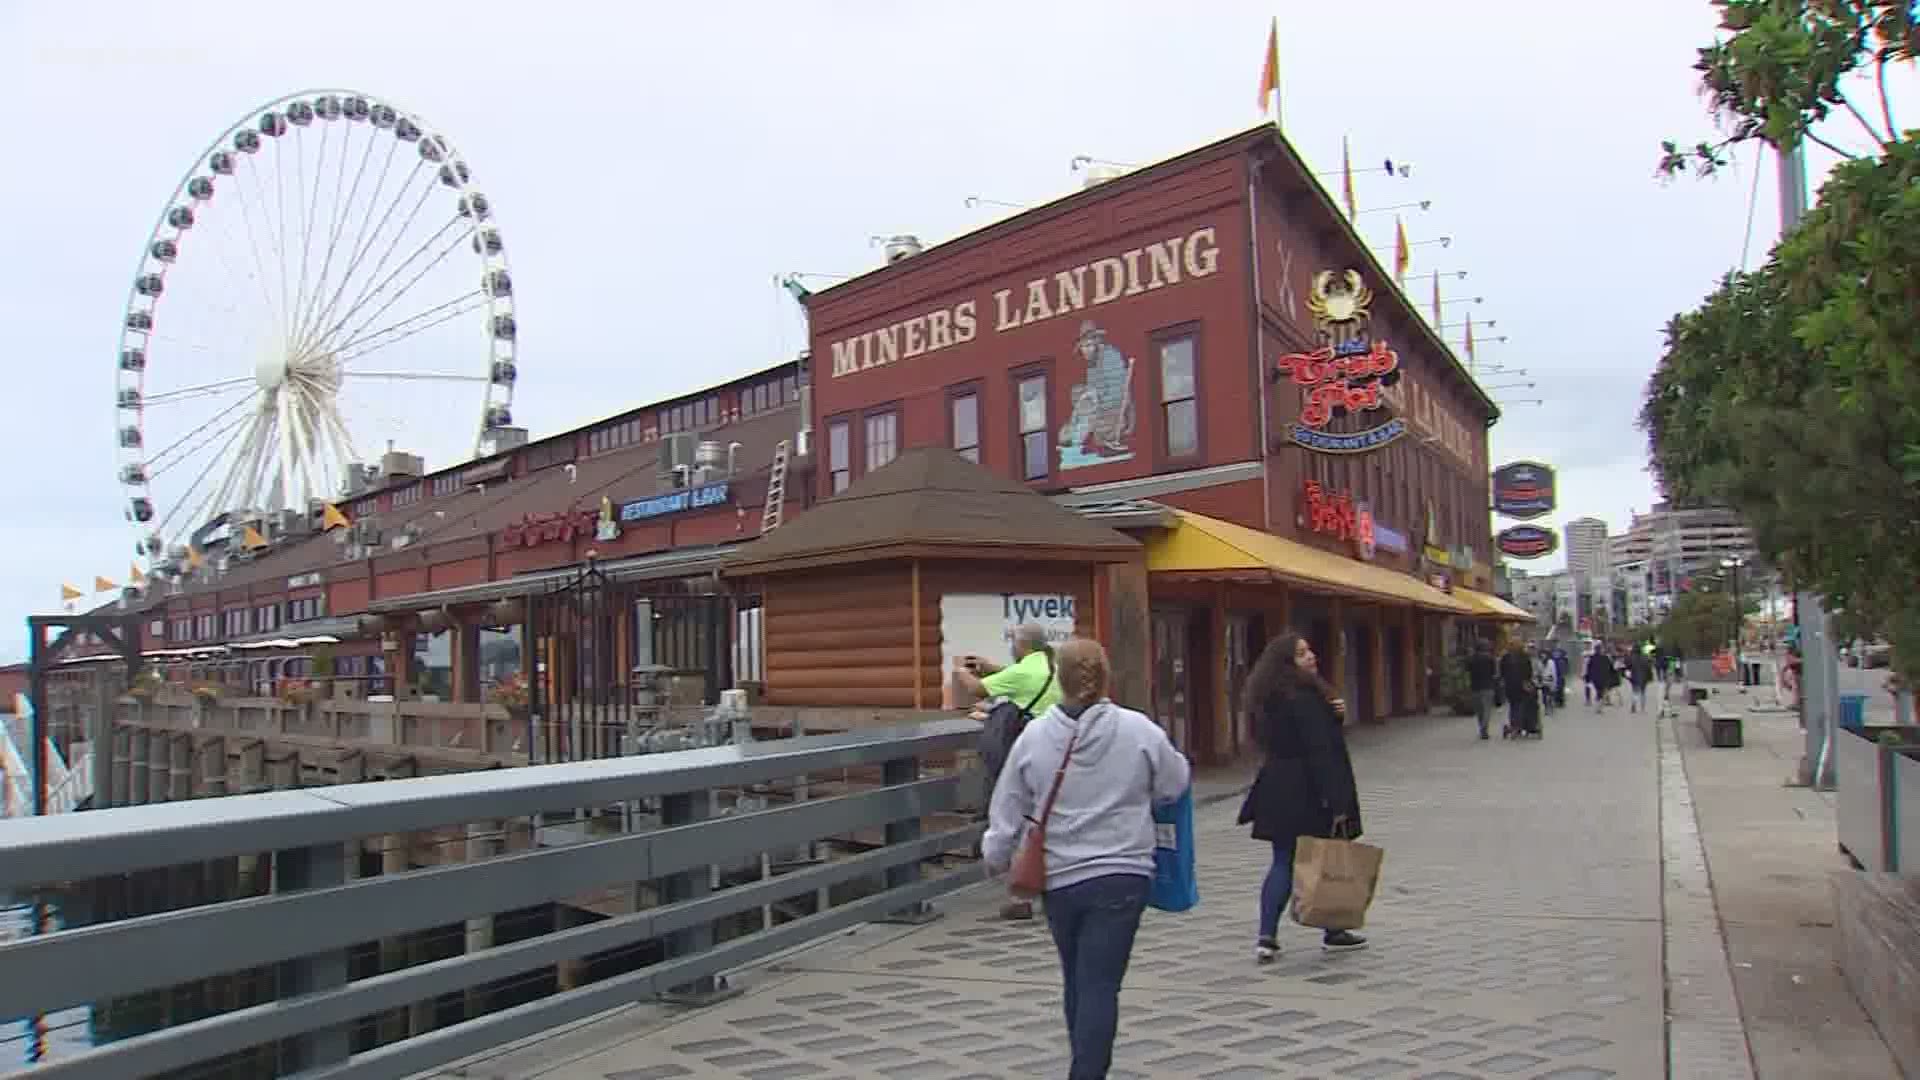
[657,788,740,1005]
[878,755,940,925]
[273,841,350,1069]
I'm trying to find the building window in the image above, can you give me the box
[287,595,325,622]
[430,472,462,496]
[1017,373,1049,482]
[392,483,422,508]
[1157,332,1199,459]
[827,418,851,493]
[950,389,980,463]
[864,410,899,473]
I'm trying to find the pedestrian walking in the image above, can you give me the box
[1466,639,1497,740]
[982,637,1189,1080]
[1499,642,1533,734]
[1237,631,1370,962]
[1585,647,1614,710]
[1626,648,1653,713]
[1534,648,1558,716]
[957,624,1061,920]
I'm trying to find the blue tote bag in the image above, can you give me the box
[1149,788,1199,912]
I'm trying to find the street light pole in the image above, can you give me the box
[1777,139,1836,788]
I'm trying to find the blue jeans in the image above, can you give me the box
[1044,873,1149,1080]
[1472,689,1494,736]
[1259,838,1297,939]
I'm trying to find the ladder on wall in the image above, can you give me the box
[761,439,791,534]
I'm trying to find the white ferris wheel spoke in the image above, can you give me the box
[336,295,490,367]
[159,408,261,535]
[297,135,403,355]
[289,122,325,348]
[303,164,439,357]
[232,153,292,349]
[142,376,256,406]
[294,122,380,354]
[347,370,488,382]
[298,148,418,358]
[171,407,267,539]
[146,394,258,476]
[312,216,471,356]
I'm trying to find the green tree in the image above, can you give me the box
[1645,0,1920,677]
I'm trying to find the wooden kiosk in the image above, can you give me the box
[723,449,1141,711]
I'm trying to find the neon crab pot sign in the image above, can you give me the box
[1275,270,1406,454]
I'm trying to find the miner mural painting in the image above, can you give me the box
[1057,320,1137,470]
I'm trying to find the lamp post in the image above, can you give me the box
[1721,555,1747,684]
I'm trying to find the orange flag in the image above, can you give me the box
[94,575,117,593]
[1465,316,1477,365]
[321,503,351,531]
[1393,217,1410,286]
[1257,17,1280,119]
[241,524,269,551]
[1340,137,1357,219]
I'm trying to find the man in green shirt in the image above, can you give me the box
[960,624,1063,717]
[956,624,1059,920]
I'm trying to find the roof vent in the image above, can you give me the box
[876,235,924,264]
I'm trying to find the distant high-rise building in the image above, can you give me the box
[1565,517,1609,577]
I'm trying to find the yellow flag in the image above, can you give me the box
[1340,136,1356,220]
[129,562,145,585]
[1393,217,1410,286]
[94,575,117,593]
[1257,17,1280,119]
[1465,316,1477,364]
[186,545,205,570]
[60,583,83,602]
[321,503,352,531]
[242,524,269,551]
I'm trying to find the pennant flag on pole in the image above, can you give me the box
[241,524,269,551]
[1465,316,1477,366]
[129,562,145,586]
[1431,272,1443,325]
[1257,17,1280,121]
[186,545,204,570]
[321,503,352,531]
[94,575,117,593]
[1393,217,1410,287]
[60,583,83,603]
[1340,137,1357,219]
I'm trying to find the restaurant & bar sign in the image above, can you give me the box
[1496,524,1559,560]
[1491,461,1556,520]
[1279,270,1406,454]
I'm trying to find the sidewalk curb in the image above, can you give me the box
[1657,702,1759,1079]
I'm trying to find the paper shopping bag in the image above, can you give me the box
[1148,788,1198,912]
[1289,835,1384,930]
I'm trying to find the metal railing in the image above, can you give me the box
[0,718,984,1080]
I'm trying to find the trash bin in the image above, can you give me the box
[1838,693,1868,732]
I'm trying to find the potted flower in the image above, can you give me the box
[488,672,531,723]
[127,668,164,702]
[278,678,318,706]
[190,680,223,705]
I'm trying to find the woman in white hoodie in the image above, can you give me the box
[982,637,1191,1080]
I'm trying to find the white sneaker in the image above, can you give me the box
[1255,940,1278,964]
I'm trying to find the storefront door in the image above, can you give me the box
[1225,612,1264,756]
[1150,609,1193,755]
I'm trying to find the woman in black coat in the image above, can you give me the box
[1237,631,1368,962]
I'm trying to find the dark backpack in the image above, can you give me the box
[979,659,1055,784]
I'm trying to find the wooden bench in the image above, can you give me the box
[1697,701,1743,748]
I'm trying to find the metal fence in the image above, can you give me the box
[0,719,983,1080]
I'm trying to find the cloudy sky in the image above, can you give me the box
[0,2,1902,662]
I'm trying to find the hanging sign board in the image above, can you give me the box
[1496,524,1559,560]
[1491,461,1556,520]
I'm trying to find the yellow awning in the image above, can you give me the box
[1453,587,1537,623]
[1145,509,1477,615]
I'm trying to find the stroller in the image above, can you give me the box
[1502,679,1544,739]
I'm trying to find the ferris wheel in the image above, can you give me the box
[114,89,518,575]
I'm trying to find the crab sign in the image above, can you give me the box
[1307,269,1372,326]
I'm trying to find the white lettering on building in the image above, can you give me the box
[827,226,1220,378]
